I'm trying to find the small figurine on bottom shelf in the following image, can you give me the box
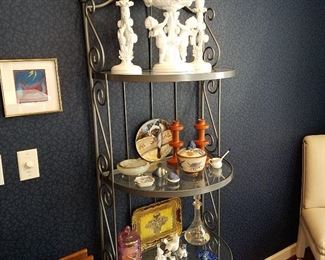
[162,233,180,253]
[164,251,176,260]
[198,249,218,260]
[155,243,167,260]
[118,226,141,260]
[177,243,188,259]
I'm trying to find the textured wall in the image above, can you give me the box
[0,1,99,259]
[0,0,324,260]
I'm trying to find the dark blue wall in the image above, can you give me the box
[0,0,324,260]
[0,1,99,259]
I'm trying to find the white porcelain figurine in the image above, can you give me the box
[155,244,167,260]
[178,17,198,62]
[164,252,176,260]
[190,0,212,73]
[177,244,188,258]
[112,0,142,74]
[162,234,180,253]
[144,0,195,74]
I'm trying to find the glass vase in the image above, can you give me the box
[184,195,210,246]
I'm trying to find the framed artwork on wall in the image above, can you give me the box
[0,58,62,117]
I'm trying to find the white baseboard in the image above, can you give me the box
[265,243,297,260]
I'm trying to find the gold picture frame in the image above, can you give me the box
[132,197,182,251]
[0,58,62,117]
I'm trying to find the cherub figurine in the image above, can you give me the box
[145,13,169,64]
[178,17,198,62]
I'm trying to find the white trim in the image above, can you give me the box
[265,243,297,260]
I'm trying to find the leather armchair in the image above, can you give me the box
[296,135,325,260]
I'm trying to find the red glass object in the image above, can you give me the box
[118,226,141,260]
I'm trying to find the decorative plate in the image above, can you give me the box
[135,118,172,162]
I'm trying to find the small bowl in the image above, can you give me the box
[134,176,155,187]
[177,148,207,173]
[117,159,150,176]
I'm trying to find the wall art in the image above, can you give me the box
[0,58,62,117]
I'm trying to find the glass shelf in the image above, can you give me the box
[110,159,233,198]
[94,68,235,83]
[142,233,233,260]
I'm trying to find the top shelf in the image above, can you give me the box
[94,68,235,83]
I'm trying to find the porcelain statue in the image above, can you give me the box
[155,244,167,260]
[112,0,142,74]
[178,17,198,62]
[162,234,180,253]
[190,0,212,73]
[177,244,188,258]
[144,0,195,74]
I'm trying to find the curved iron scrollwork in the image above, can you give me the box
[204,8,221,68]
[92,80,112,173]
[205,132,217,153]
[100,183,116,257]
[207,235,220,252]
[84,0,110,72]
[203,81,220,148]
[93,80,107,106]
[206,79,219,94]
[100,182,113,208]
[203,210,217,232]
[97,153,110,177]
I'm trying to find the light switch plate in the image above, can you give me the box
[0,155,4,186]
[17,149,40,181]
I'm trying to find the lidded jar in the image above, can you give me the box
[177,148,207,173]
[118,226,141,260]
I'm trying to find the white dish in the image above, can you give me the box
[134,176,155,187]
[117,159,150,176]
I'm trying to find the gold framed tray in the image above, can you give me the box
[132,197,182,251]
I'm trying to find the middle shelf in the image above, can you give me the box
[110,159,233,198]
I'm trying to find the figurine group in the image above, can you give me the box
[112,0,212,74]
[155,234,188,260]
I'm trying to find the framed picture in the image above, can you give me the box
[0,58,62,117]
[132,197,182,251]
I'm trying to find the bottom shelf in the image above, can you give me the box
[142,233,233,260]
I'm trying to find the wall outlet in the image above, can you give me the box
[17,149,40,181]
[0,155,4,186]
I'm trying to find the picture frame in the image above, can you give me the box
[0,58,62,117]
[132,197,182,251]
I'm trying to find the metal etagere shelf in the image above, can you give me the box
[81,0,235,259]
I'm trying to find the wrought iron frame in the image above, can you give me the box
[80,0,235,259]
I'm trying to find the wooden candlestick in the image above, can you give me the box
[194,118,209,151]
[167,120,184,165]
